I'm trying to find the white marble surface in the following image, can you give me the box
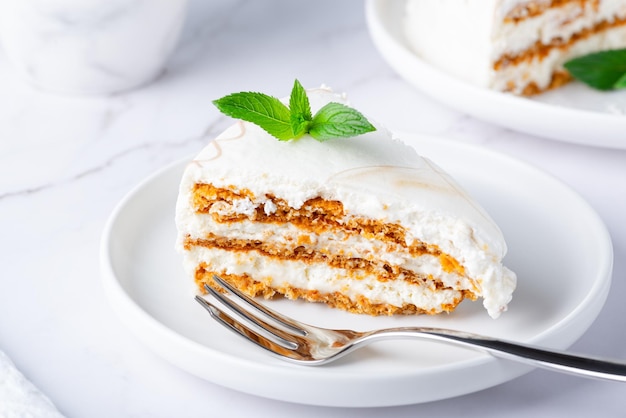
[1,0,625,416]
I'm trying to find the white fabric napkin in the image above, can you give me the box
[0,350,65,418]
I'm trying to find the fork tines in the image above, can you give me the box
[194,276,309,359]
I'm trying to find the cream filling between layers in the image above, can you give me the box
[493,23,626,92]
[492,0,626,60]
[183,217,478,293]
[185,246,466,314]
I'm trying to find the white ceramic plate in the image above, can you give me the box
[365,0,626,149]
[100,133,613,407]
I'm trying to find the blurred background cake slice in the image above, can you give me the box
[405,0,626,95]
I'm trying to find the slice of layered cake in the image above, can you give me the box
[176,84,516,318]
[404,0,626,95]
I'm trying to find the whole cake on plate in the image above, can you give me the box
[404,0,626,95]
[175,83,516,318]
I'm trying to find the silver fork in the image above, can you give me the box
[195,275,626,382]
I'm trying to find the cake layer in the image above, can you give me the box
[183,231,475,291]
[191,183,407,247]
[504,0,594,23]
[190,247,475,315]
[493,0,624,59]
[495,23,626,93]
[190,183,446,259]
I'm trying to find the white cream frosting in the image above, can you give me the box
[176,87,516,318]
[404,0,626,93]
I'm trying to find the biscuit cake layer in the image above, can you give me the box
[405,0,626,94]
[175,88,516,318]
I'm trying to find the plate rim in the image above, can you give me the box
[365,0,626,149]
[100,133,613,406]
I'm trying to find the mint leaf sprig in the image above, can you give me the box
[212,80,376,142]
[564,49,626,90]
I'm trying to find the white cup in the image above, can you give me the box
[0,0,188,95]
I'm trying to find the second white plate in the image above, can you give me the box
[366,0,626,149]
[100,133,613,407]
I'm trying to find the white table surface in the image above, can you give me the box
[1,0,625,416]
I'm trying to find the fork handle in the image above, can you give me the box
[394,328,626,382]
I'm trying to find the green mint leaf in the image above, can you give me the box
[564,49,626,90]
[309,102,376,142]
[289,79,313,138]
[213,80,377,142]
[213,92,292,140]
[614,72,626,89]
